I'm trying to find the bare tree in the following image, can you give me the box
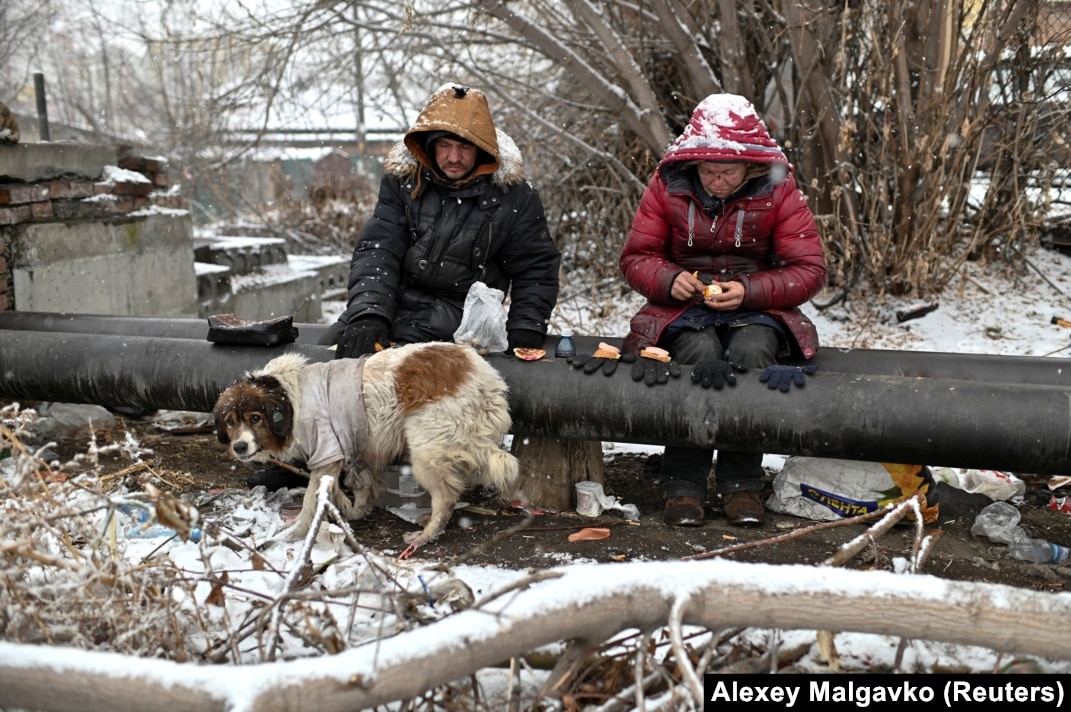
[0,1,56,104]
[9,0,1068,300]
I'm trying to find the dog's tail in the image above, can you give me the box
[481,448,520,495]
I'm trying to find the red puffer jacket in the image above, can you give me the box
[620,168,827,358]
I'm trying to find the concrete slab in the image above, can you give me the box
[12,212,199,316]
[0,142,116,182]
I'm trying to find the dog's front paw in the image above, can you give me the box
[398,528,444,560]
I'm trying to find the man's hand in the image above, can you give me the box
[759,364,817,392]
[507,329,543,352]
[570,353,636,377]
[335,317,390,359]
[690,359,746,389]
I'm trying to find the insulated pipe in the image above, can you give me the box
[1,330,1070,475]
[0,311,331,343]
[3,311,1071,385]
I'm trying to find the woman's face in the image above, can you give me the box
[696,161,748,199]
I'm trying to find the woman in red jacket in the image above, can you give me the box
[620,94,827,528]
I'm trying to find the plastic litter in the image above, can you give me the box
[122,505,202,543]
[1051,496,1071,515]
[378,463,431,509]
[971,501,1068,564]
[930,466,1025,502]
[574,481,639,521]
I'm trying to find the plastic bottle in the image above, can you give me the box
[123,506,202,543]
[555,329,576,359]
[971,501,1069,564]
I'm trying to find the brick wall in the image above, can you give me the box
[0,151,183,228]
[0,145,186,312]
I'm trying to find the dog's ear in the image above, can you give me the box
[212,381,242,445]
[212,401,232,444]
[263,386,293,440]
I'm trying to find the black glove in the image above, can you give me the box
[570,353,636,377]
[507,329,543,352]
[691,359,746,389]
[631,355,682,386]
[759,364,817,392]
[335,317,390,360]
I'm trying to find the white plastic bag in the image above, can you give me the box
[452,281,508,353]
[930,466,1025,502]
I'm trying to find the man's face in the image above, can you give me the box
[434,137,479,180]
[696,161,748,199]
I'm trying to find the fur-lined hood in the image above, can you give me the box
[385,83,526,190]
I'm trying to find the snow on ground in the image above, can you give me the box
[807,244,1071,357]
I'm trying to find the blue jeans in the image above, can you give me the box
[658,324,781,499]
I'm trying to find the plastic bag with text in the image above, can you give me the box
[452,281,508,354]
[766,456,940,523]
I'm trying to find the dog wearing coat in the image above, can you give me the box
[212,342,520,556]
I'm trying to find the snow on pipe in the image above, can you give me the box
[1,329,1071,475]
[2,310,1071,385]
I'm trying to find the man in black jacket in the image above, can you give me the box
[321,83,561,358]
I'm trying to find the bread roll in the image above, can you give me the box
[640,346,672,363]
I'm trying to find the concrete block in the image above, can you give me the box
[11,212,199,316]
[221,265,324,323]
[0,142,116,183]
[193,235,289,276]
[289,254,350,300]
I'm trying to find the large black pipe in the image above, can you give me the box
[3,311,1071,385]
[1,330,1070,475]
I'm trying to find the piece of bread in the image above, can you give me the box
[592,342,621,359]
[640,346,672,363]
[513,347,546,361]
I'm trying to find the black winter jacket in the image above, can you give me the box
[339,134,561,344]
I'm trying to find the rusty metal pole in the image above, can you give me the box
[33,73,50,141]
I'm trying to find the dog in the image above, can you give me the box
[213,342,520,556]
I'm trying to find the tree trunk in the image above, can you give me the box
[511,436,604,510]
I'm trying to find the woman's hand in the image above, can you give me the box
[670,270,706,301]
[704,280,744,310]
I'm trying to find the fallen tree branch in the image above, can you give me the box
[3,558,1071,712]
